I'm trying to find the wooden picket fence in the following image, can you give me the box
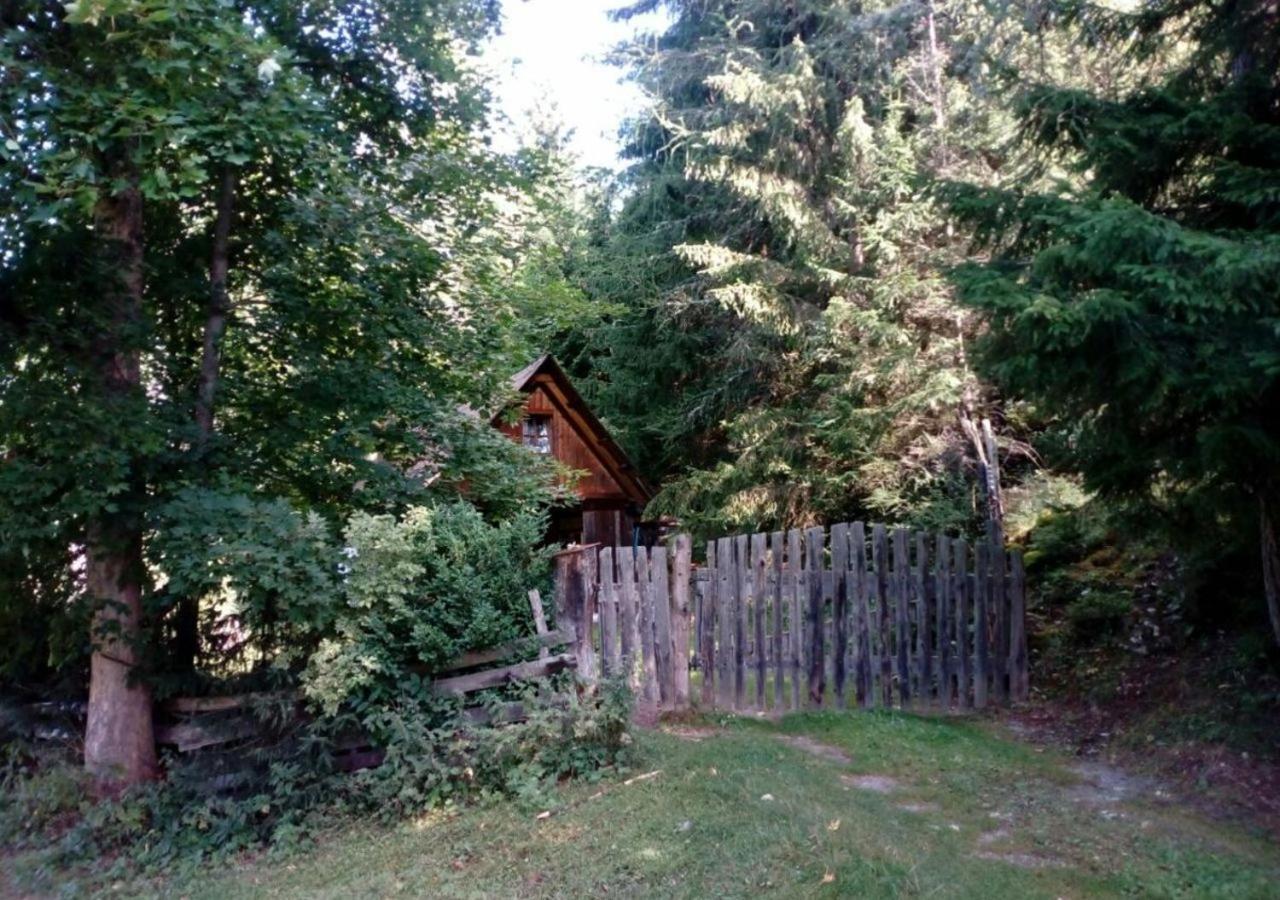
[552,537,693,709]
[558,521,1028,713]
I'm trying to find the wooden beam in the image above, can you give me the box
[436,625,576,675]
[164,691,295,714]
[155,717,259,752]
[432,653,578,697]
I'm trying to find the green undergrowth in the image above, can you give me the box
[1,678,632,895]
[58,710,1278,899]
[1022,497,1280,761]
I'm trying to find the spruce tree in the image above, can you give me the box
[946,0,1280,643]
[575,0,1106,536]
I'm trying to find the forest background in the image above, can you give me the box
[1,0,1277,852]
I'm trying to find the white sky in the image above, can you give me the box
[480,0,670,169]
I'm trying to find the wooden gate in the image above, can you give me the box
[555,522,1027,714]
[552,537,694,710]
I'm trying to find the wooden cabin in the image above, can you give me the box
[494,355,656,548]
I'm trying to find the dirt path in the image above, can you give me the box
[1003,702,1280,840]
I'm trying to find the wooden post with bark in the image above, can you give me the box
[552,545,599,686]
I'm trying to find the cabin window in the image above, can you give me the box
[522,415,552,454]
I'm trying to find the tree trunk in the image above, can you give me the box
[1261,491,1280,650]
[194,166,235,446]
[956,319,1004,546]
[175,166,237,672]
[84,162,157,788]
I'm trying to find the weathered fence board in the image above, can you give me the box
[671,535,693,708]
[832,522,850,709]
[636,547,659,703]
[1010,550,1028,702]
[994,543,1010,706]
[805,527,825,708]
[433,653,577,697]
[935,534,953,709]
[732,534,747,708]
[955,538,971,709]
[717,538,732,707]
[624,548,642,688]
[439,625,577,674]
[853,522,871,708]
[770,531,786,707]
[599,548,620,677]
[702,541,716,705]
[916,531,931,704]
[651,545,674,704]
[974,540,990,710]
[787,528,803,709]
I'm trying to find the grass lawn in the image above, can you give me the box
[157,710,1278,899]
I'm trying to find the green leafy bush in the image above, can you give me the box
[145,493,552,710]
[354,677,634,816]
[303,502,551,713]
[150,486,342,678]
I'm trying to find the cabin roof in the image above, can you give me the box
[495,355,654,507]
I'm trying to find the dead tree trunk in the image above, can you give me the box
[959,405,1004,547]
[924,0,948,167]
[956,317,1004,545]
[84,160,157,788]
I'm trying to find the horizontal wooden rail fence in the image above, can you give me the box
[562,521,1027,715]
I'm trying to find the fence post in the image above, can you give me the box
[553,545,599,686]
